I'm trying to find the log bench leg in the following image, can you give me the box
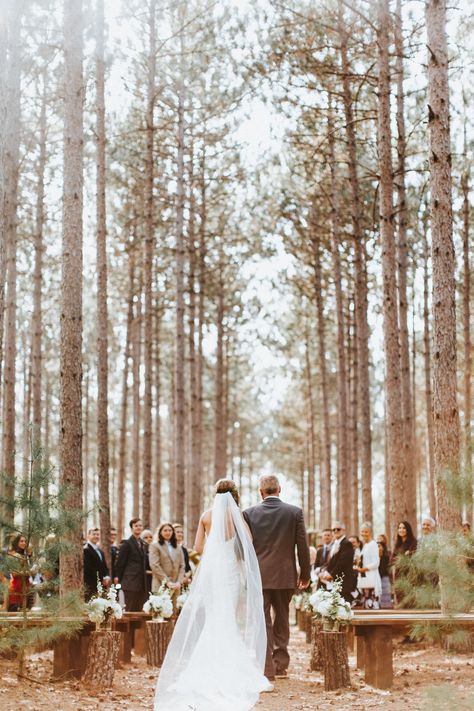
[134,624,147,656]
[356,635,365,670]
[364,626,393,689]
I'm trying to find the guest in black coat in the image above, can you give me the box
[83,527,109,600]
[320,521,355,602]
[312,528,333,589]
[114,517,148,611]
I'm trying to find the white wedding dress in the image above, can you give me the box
[154,492,271,710]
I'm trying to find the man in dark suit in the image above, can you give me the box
[243,474,310,681]
[83,527,109,600]
[320,521,354,602]
[312,528,333,587]
[114,517,148,611]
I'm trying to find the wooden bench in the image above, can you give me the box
[352,612,474,690]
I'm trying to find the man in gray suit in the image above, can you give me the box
[243,474,310,681]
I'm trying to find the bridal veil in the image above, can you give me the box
[154,491,269,710]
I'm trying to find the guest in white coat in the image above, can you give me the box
[353,522,382,608]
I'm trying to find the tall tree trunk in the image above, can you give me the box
[31,66,47,460]
[152,299,162,526]
[310,216,331,528]
[60,0,84,594]
[348,294,359,534]
[426,0,460,531]
[0,1,8,398]
[1,1,22,522]
[338,1,372,522]
[377,0,407,535]
[304,332,316,529]
[422,225,436,518]
[213,258,226,480]
[461,137,472,520]
[142,0,157,529]
[174,22,186,523]
[117,244,135,537]
[83,370,90,525]
[394,0,416,525]
[96,0,111,567]
[132,274,142,518]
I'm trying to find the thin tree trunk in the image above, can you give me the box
[377,0,407,536]
[142,0,157,529]
[426,0,461,531]
[422,225,436,518]
[152,299,162,526]
[96,0,111,567]
[304,333,316,529]
[132,274,142,518]
[31,66,47,459]
[348,295,359,534]
[83,370,90,526]
[0,1,8,398]
[338,2,372,522]
[394,0,416,526]
[1,1,22,521]
[60,0,84,594]
[213,258,226,480]
[461,140,472,520]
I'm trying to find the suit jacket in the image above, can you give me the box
[149,542,185,593]
[114,535,147,593]
[83,543,109,597]
[315,544,331,570]
[243,497,310,590]
[326,536,354,601]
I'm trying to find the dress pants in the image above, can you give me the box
[263,588,294,677]
[123,589,148,612]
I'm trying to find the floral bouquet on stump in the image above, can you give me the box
[143,584,173,621]
[86,580,123,631]
[308,579,353,632]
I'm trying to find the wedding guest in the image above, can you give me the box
[141,529,153,593]
[7,534,32,612]
[149,522,185,597]
[391,520,417,607]
[320,521,354,602]
[110,527,119,580]
[312,529,332,588]
[378,540,393,608]
[353,522,381,608]
[348,535,363,599]
[420,515,436,538]
[173,522,192,584]
[83,527,110,600]
[115,517,148,611]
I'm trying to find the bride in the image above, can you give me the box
[154,478,272,710]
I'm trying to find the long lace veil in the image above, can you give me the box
[154,491,266,709]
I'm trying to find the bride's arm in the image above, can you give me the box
[193,514,208,554]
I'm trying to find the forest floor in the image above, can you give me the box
[1,627,474,711]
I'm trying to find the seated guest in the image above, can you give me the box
[141,529,153,593]
[173,523,192,584]
[149,522,185,597]
[378,540,393,608]
[83,527,110,600]
[354,522,381,608]
[319,521,354,602]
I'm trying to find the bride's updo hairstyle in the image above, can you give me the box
[215,478,240,505]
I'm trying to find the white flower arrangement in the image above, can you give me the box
[86,580,123,628]
[292,591,311,611]
[143,584,173,620]
[308,579,353,626]
[176,587,190,610]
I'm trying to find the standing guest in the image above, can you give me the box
[420,515,436,538]
[320,521,354,602]
[353,522,381,608]
[312,529,333,588]
[141,529,153,593]
[115,517,148,611]
[391,520,417,607]
[7,535,33,612]
[378,540,393,608]
[348,535,363,600]
[244,474,310,682]
[83,527,110,600]
[149,523,185,596]
[110,527,119,580]
[173,522,192,584]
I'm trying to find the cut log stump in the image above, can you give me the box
[310,618,323,671]
[305,611,312,643]
[321,630,351,691]
[146,620,173,667]
[83,630,121,689]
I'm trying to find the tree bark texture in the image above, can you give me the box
[0,1,7,395]
[96,0,111,568]
[146,620,173,667]
[422,225,436,518]
[426,0,461,530]
[310,618,323,671]
[461,156,472,519]
[304,334,316,529]
[132,271,142,518]
[83,630,120,689]
[152,300,162,527]
[213,255,226,480]
[59,0,84,594]
[377,0,407,535]
[321,630,351,691]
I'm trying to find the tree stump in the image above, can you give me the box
[83,630,120,689]
[305,611,312,644]
[297,609,306,631]
[146,620,173,667]
[310,618,323,671]
[321,630,351,691]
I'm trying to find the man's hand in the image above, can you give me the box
[297,578,310,590]
[320,572,333,582]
